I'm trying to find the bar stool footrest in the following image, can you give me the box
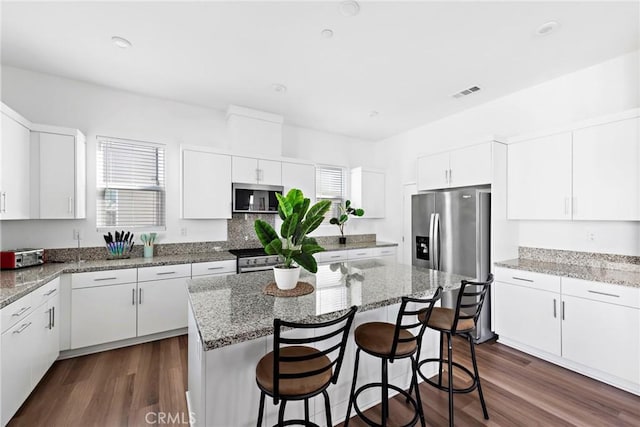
[271,420,322,427]
[416,358,478,394]
[352,383,420,427]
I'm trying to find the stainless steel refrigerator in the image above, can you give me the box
[411,186,494,343]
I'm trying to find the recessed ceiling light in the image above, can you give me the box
[321,29,334,39]
[272,83,287,94]
[340,1,360,17]
[535,21,559,36]
[369,111,379,118]
[111,36,132,49]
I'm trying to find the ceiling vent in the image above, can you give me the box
[452,86,481,99]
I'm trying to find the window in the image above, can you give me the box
[97,137,166,229]
[316,165,345,219]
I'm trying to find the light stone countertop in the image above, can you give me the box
[187,258,468,351]
[0,251,236,309]
[494,258,640,288]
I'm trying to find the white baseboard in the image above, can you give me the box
[58,328,187,359]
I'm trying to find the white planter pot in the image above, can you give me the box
[273,265,301,290]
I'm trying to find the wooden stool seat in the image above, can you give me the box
[418,307,475,332]
[354,322,417,358]
[256,346,332,397]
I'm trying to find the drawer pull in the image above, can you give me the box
[587,290,620,298]
[43,289,57,297]
[207,267,224,270]
[94,277,118,281]
[330,255,341,259]
[13,322,32,334]
[512,276,534,283]
[156,271,177,275]
[356,252,366,256]
[12,306,31,317]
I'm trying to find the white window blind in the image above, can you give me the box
[316,165,345,219]
[97,137,166,229]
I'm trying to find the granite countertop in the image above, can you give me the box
[187,258,468,351]
[0,251,236,309]
[495,258,640,288]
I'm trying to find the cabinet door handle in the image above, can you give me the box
[1,191,6,213]
[139,288,143,304]
[13,322,32,334]
[68,196,73,214]
[94,277,118,281]
[52,306,55,328]
[44,289,57,297]
[12,306,31,317]
[553,299,557,318]
[132,289,136,305]
[46,308,52,329]
[512,276,534,283]
[449,169,452,184]
[562,301,565,320]
[587,290,620,298]
[444,170,448,184]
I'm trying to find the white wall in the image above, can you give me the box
[0,66,378,249]
[376,50,640,256]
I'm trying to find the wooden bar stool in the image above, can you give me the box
[255,306,357,427]
[344,287,443,427]
[413,274,493,427]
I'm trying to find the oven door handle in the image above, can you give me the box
[239,265,277,273]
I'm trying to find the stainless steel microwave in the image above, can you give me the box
[232,183,283,213]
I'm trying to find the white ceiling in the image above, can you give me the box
[1,1,639,141]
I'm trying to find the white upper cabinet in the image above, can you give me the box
[449,143,492,188]
[507,132,572,220]
[35,129,86,219]
[0,107,31,220]
[232,156,281,185]
[350,167,385,218]
[282,161,315,202]
[572,117,639,221]
[182,149,232,219]
[417,151,449,191]
[417,142,492,191]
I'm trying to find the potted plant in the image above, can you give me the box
[254,189,332,290]
[329,200,364,244]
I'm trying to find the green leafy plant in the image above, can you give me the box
[254,189,332,274]
[329,200,364,237]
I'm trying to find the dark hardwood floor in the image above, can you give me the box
[9,335,640,426]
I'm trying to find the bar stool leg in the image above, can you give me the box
[446,332,454,427]
[278,400,287,426]
[344,348,361,427]
[381,358,389,426]
[304,398,310,424]
[469,335,489,420]
[411,355,426,427]
[256,391,265,427]
[438,332,444,387]
[322,390,332,427]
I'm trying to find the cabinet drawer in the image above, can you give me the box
[32,277,60,307]
[494,267,561,293]
[315,251,348,263]
[138,264,191,282]
[347,248,376,260]
[72,268,137,289]
[375,247,397,257]
[1,293,34,333]
[192,260,236,277]
[562,278,639,309]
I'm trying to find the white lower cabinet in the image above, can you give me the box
[138,277,189,336]
[494,282,561,356]
[71,282,137,349]
[495,267,640,395]
[1,278,60,425]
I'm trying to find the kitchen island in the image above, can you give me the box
[187,259,469,426]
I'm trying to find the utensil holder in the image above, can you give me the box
[144,245,154,259]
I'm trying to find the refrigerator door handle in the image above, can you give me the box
[428,213,435,269]
[434,213,440,270]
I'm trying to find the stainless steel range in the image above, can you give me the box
[228,248,281,273]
